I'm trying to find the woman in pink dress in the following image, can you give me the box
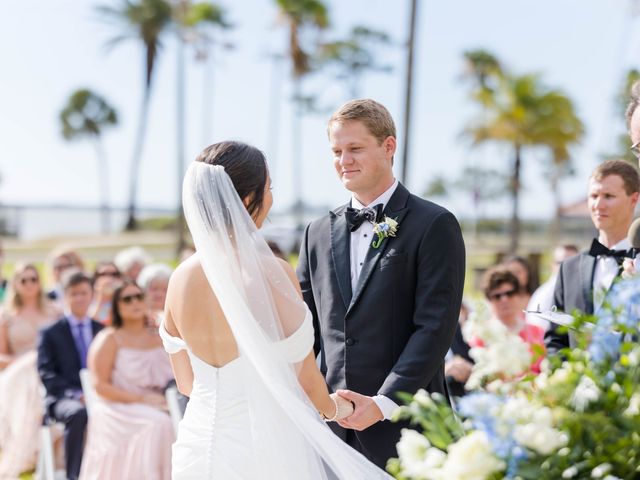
[0,263,59,478]
[80,281,175,480]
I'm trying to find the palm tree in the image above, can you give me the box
[466,69,584,252]
[317,25,392,99]
[60,89,118,233]
[274,0,329,232]
[173,1,231,253]
[400,0,418,184]
[98,0,173,230]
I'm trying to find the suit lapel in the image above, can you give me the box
[347,183,410,315]
[330,205,353,310]
[579,253,596,314]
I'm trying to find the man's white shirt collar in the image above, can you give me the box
[351,179,398,211]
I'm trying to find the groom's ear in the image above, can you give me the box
[383,136,397,160]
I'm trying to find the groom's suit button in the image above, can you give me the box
[345,337,355,346]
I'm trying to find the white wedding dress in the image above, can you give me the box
[159,313,315,479]
[165,160,392,480]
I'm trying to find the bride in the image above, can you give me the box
[160,141,391,479]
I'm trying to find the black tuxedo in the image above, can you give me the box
[545,252,595,353]
[297,183,466,467]
[37,317,103,480]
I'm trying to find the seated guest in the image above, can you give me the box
[46,250,85,306]
[0,264,59,477]
[137,263,172,327]
[79,281,174,480]
[503,255,536,316]
[38,272,102,480]
[89,262,123,325]
[114,246,151,282]
[471,267,545,373]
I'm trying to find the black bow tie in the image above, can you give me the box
[345,204,383,232]
[588,239,633,265]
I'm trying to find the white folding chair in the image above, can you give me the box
[35,386,66,480]
[165,387,183,434]
[78,368,97,416]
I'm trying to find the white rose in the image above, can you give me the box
[514,423,568,455]
[437,431,504,480]
[397,429,445,479]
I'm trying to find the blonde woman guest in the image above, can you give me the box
[0,264,60,478]
[79,281,174,480]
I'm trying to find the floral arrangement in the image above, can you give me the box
[387,276,640,480]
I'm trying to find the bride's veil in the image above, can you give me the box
[182,161,391,479]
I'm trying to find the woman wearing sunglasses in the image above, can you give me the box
[80,281,175,480]
[0,263,60,478]
[469,267,546,374]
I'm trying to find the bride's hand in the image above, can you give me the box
[330,393,354,421]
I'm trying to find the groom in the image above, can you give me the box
[297,99,465,468]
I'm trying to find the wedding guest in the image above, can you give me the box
[526,244,579,331]
[79,281,174,480]
[0,264,60,478]
[89,262,123,325]
[503,255,535,313]
[546,160,639,353]
[47,250,85,306]
[38,271,103,480]
[137,263,172,327]
[471,267,545,373]
[114,246,151,282]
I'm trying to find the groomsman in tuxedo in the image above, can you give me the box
[297,99,466,467]
[37,272,103,480]
[546,160,639,353]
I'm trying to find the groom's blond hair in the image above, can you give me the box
[328,99,396,145]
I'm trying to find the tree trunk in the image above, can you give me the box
[400,0,418,183]
[176,31,188,256]
[292,79,304,234]
[93,137,110,234]
[550,166,561,246]
[125,81,153,231]
[509,144,522,253]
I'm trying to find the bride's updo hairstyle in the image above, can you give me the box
[195,141,268,219]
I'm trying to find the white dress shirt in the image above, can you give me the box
[349,179,399,420]
[592,238,631,312]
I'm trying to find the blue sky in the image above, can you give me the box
[1,0,638,225]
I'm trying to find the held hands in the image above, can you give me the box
[335,389,384,431]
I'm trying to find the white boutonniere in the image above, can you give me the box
[371,216,399,249]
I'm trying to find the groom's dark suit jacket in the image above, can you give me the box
[545,251,595,354]
[37,317,103,414]
[297,183,465,467]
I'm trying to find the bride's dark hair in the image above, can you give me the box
[195,141,268,218]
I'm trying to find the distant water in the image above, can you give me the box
[1,206,174,241]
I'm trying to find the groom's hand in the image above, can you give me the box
[335,389,383,431]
